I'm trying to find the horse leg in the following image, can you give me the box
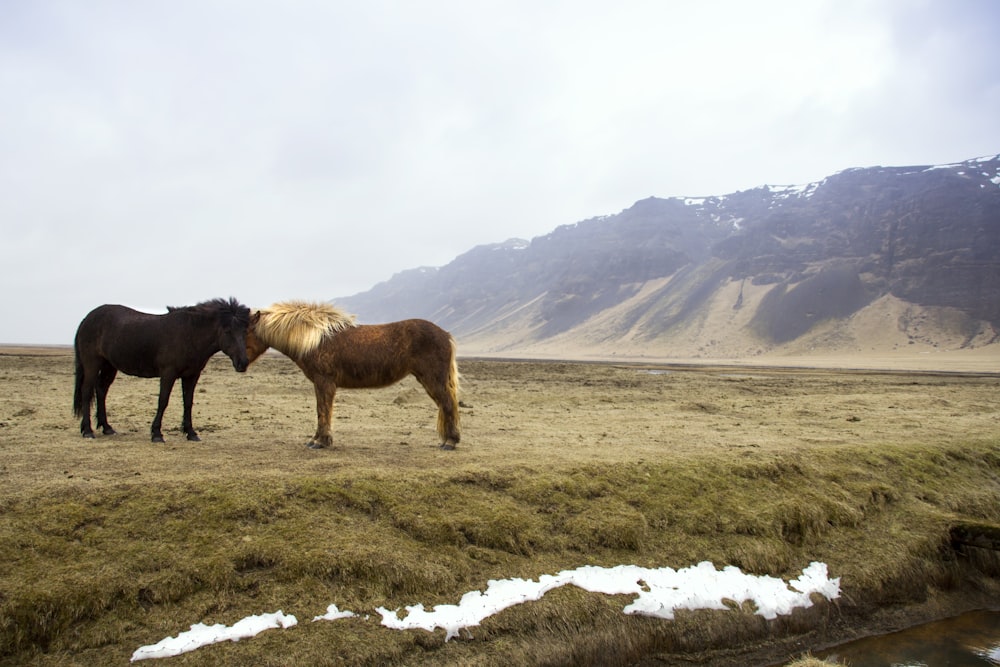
[78,367,98,439]
[151,374,177,443]
[415,373,461,450]
[308,377,337,449]
[180,375,201,441]
[95,363,117,435]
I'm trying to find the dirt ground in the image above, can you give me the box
[1,347,999,664]
[4,347,997,490]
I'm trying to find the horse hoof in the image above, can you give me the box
[151,435,165,443]
[307,442,327,450]
[187,434,201,442]
[102,428,117,436]
[439,443,457,451]
[82,432,95,439]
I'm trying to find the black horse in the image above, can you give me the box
[73,297,251,442]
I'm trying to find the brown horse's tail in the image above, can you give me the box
[437,336,461,444]
[73,340,85,418]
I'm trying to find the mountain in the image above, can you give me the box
[338,155,1000,360]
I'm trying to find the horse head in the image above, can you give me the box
[245,311,270,365]
[215,298,251,372]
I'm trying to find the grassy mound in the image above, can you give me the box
[2,444,998,665]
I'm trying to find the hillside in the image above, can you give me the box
[338,155,1000,364]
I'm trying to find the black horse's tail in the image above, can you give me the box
[73,338,85,418]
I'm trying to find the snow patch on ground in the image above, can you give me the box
[130,611,298,661]
[131,561,840,660]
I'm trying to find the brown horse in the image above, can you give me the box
[246,301,461,450]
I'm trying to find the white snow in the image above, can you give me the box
[923,158,1000,187]
[312,603,356,622]
[378,561,838,640]
[131,561,839,659]
[765,181,821,200]
[130,610,298,661]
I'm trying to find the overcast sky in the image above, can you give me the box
[2,1,999,344]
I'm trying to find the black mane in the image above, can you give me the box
[167,297,251,328]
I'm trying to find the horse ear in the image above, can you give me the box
[250,311,261,325]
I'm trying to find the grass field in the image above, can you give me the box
[1,349,998,665]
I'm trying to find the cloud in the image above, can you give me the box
[1,1,998,343]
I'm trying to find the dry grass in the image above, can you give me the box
[1,350,999,665]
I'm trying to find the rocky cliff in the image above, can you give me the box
[339,155,1000,359]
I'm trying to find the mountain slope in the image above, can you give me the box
[339,155,1000,359]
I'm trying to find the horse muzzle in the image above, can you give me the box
[233,357,249,373]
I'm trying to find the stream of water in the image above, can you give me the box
[814,610,1000,666]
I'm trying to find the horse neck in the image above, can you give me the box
[170,312,223,353]
[246,337,271,364]
[262,335,301,361]
[252,319,323,361]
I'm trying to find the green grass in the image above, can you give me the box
[2,440,999,665]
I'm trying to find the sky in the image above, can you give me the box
[2,1,999,344]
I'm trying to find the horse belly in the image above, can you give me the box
[315,350,408,389]
[102,349,160,378]
[98,328,163,378]
[338,368,406,389]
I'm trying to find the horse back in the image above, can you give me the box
[315,319,454,388]
[75,305,211,378]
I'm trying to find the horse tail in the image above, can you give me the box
[437,335,461,442]
[73,339,85,418]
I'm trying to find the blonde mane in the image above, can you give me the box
[254,301,357,357]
